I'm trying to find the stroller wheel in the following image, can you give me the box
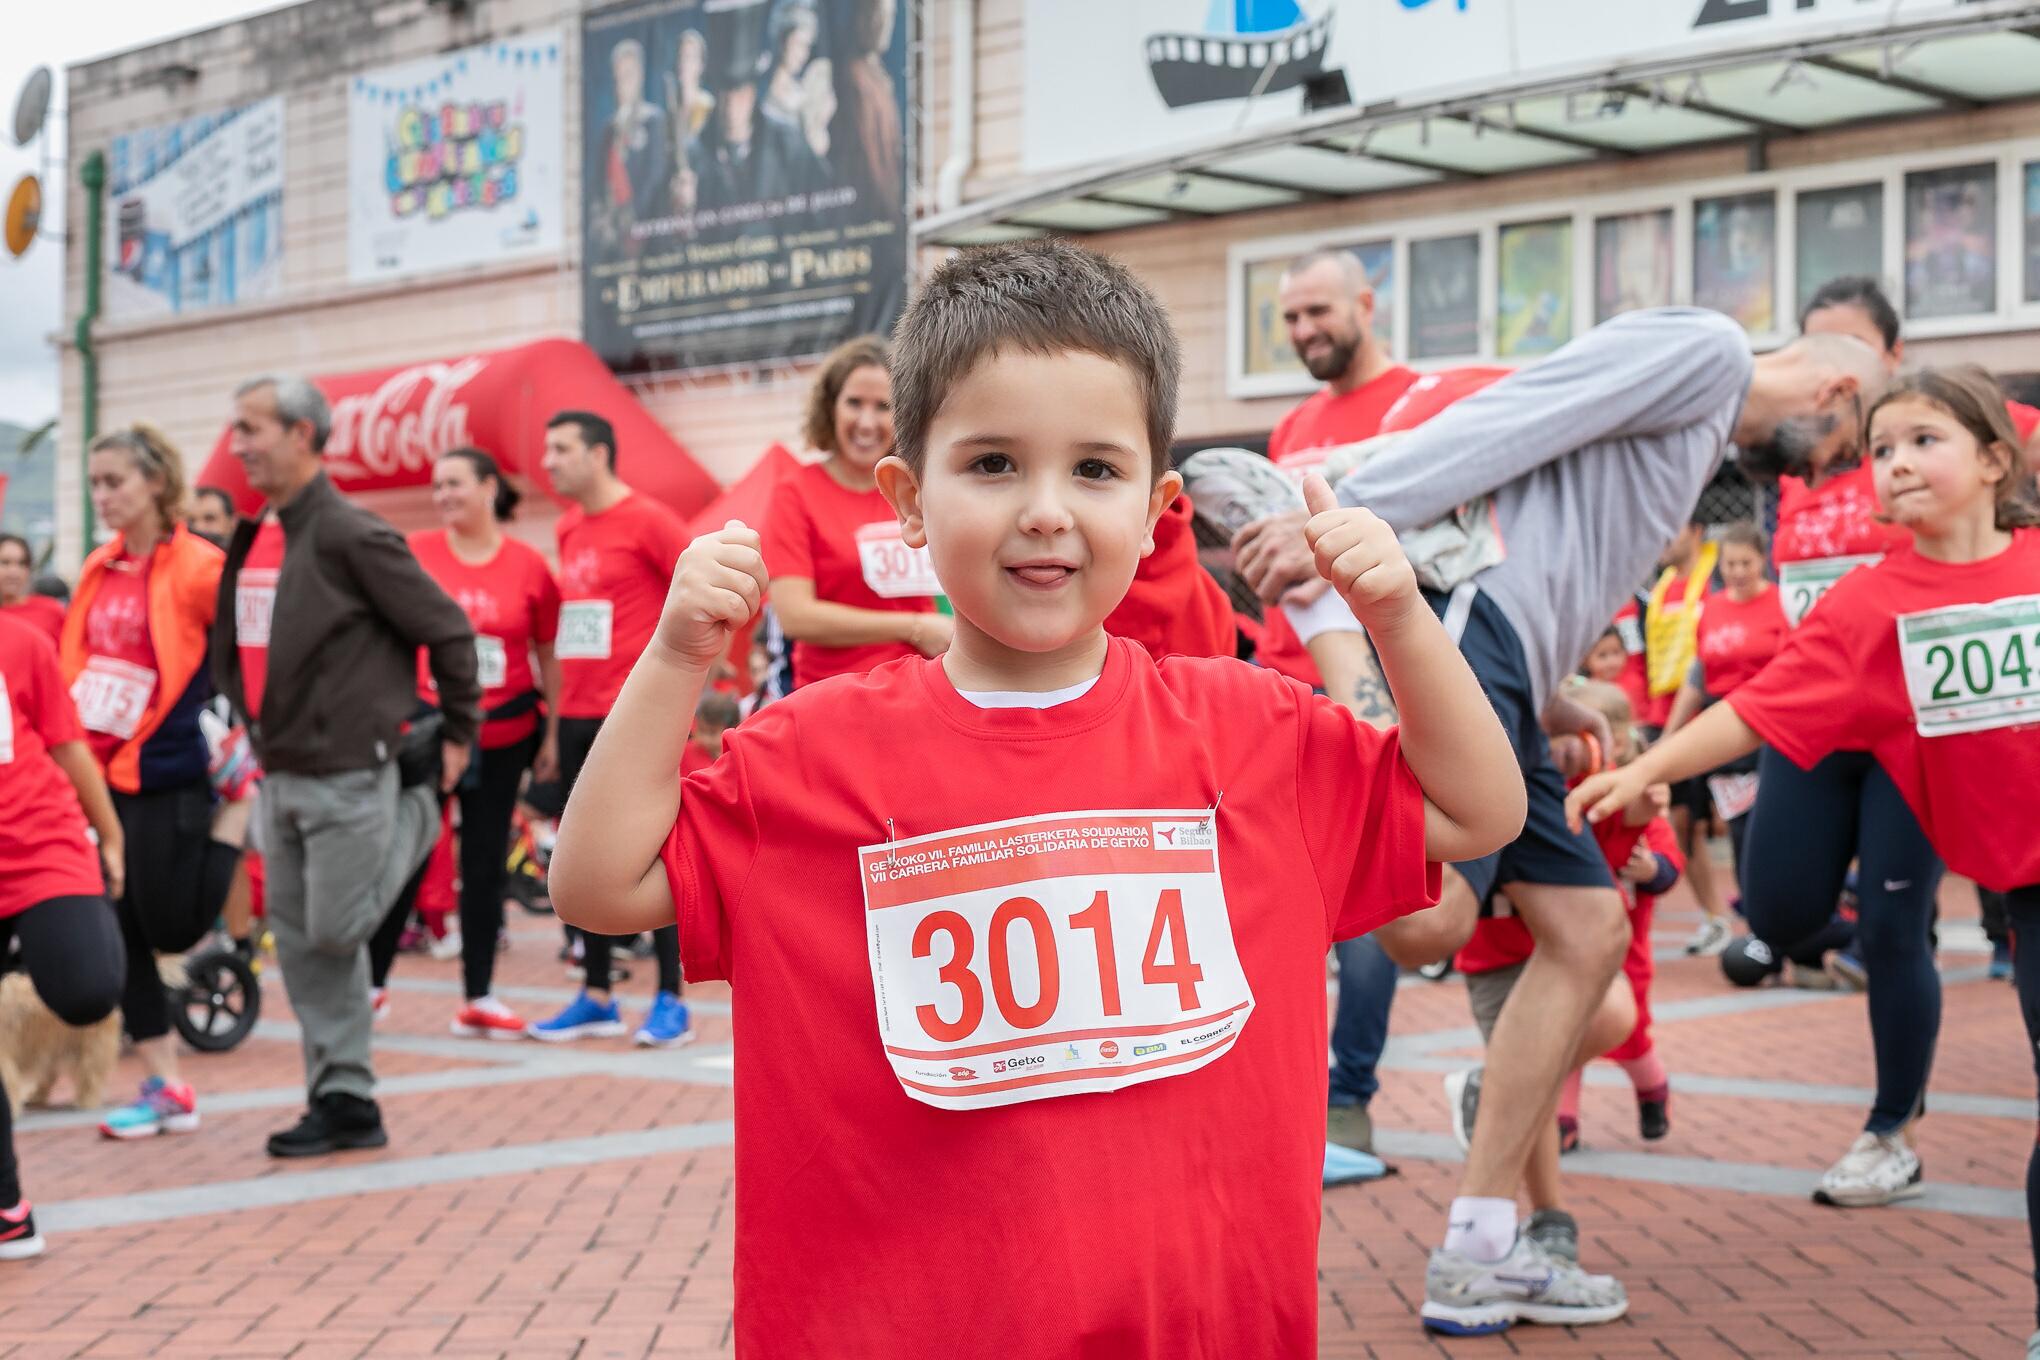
[171,949,263,1053]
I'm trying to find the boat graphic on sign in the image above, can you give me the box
[1144,1,1335,109]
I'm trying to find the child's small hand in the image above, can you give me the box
[658,521,769,670]
[1619,841,1657,884]
[1566,765,1648,831]
[1300,474,1420,633]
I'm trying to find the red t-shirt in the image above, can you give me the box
[235,519,286,723]
[1695,585,1789,698]
[74,551,159,765]
[1260,366,1422,687]
[2007,399,2039,444]
[761,461,934,689]
[1775,463,1911,566]
[3,595,65,645]
[661,638,1439,1356]
[410,531,562,749]
[1728,529,2040,892]
[1106,494,1236,661]
[0,616,104,917]
[555,493,692,719]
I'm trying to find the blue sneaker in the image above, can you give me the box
[634,990,693,1048]
[526,991,625,1042]
[98,1076,200,1140]
[1322,1141,1387,1186]
[1991,941,2014,981]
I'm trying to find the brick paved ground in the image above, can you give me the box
[1,873,2031,1359]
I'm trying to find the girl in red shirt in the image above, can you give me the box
[0,614,128,1260]
[763,336,947,688]
[375,449,562,1038]
[65,425,227,1141]
[1661,521,1788,944]
[1570,367,2040,1341]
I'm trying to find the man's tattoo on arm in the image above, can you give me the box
[1350,649,1399,728]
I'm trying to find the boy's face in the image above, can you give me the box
[879,349,1179,666]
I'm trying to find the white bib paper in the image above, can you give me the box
[555,600,614,660]
[1897,594,2040,737]
[1707,770,1759,823]
[855,522,941,599]
[860,808,1253,1112]
[71,656,158,740]
[235,569,278,647]
[0,672,14,764]
[1779,554,1882,628]
[474,635,508,689]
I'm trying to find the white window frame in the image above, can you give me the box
[1227,133,2040,401]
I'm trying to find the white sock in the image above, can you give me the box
[1443,1196,1518,1262]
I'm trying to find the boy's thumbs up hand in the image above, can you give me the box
[657,519,769,671]
[1300,473,1421,634]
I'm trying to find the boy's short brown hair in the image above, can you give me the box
[890,239,1181,481]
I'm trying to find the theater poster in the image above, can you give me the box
[104,98,285,320]
[346,32,566,284]
[581,0,908,374]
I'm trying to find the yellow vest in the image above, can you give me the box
[1644,540,1718,698]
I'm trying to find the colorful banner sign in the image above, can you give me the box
[105,98,285,319]
[347,31,566,283]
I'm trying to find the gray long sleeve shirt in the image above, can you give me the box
[1333,307,1754,711]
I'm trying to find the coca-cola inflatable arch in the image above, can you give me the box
[195,338,722,521]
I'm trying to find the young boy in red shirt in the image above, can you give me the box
[549,240,1534,1357]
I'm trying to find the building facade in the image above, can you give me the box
[56,0,2040,566]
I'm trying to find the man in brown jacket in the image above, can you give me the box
[213,374,481,1158]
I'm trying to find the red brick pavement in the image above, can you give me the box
[0,885,2031,1359]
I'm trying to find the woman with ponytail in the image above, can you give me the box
[63,423,228,1140]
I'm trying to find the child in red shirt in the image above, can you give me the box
[1571,365,2040,1347]
[547,240,1533,1357]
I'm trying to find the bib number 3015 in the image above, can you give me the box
[860,809,1254,1111]
[1898,594,2040,736]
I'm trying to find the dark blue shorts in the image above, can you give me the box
[1426,585,1615,906]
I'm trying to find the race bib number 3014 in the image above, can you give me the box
[861,810,1254,1112]
[1898,594,2040,736]
[855,522,941,599]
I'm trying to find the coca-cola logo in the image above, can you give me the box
[325,357,485,481]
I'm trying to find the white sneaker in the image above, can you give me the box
[1443,1067,1482,1154]
[1684,916,1733,956]
[1421,1232,1628,1335]
[1177,446,1305,540]
[369,988,391,1025]
[429,929,464,962]
[1812,1131,1922,1207]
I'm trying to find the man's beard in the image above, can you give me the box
[1301,334,1358,383]
[1739,411,1839,483]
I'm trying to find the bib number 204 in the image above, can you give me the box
[914,887,1202,1041]
[1921,631,2036,702]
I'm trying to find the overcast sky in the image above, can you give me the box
[0,1,293,425]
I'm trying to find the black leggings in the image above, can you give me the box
[110,782,226,1043]
[559,716,680,996]
[2005,885,2040,1328]
[0,896,126,1206]
[1741,748,1943,1135]
[367,734,541,998]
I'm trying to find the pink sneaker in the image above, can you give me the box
[98,1077,200,1140]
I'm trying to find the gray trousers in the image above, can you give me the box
[259,765,438,1102]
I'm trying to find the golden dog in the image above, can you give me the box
[0,972,123,1116]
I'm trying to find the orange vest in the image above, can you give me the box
[60,524,224,794]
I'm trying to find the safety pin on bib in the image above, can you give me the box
[885,816,899,867]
